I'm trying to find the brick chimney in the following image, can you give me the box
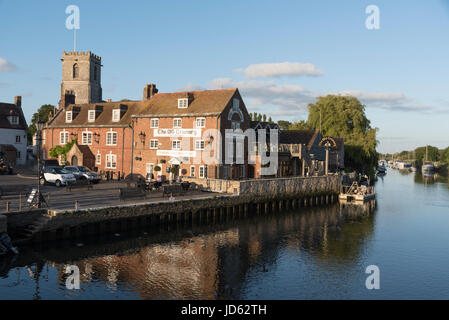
[14,96,22,108]
[143,84,158,100]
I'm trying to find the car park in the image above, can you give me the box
[40,166,76,187]
[64,166,101,183]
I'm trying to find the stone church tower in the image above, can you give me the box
[59,51,102,109]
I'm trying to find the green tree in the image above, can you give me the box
[307,95,378,176]
[263,114,267,122]
[28,104,56,144]
[289,120,311,130]
[277,120,291,130]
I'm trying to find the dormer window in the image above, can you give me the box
[112,109,120,122]
[66,111,73,123]
[178,98,188,109]
[88,110,96,122]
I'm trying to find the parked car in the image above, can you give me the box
[0,158,13,175]
[40,166,76,187]
[64,166,101,183]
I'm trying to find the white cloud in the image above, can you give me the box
[0,57,18,72]
[337,90,411,105]
[238,62,323,78]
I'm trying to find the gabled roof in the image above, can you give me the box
[135,88,238,117]
[47,101,145,128]
[0,102,27,130]
[279,130,318,149]
[250,121,280,130]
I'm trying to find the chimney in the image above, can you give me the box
[107,98,112,102]
[14,96,22,108]
[143,84,158,100]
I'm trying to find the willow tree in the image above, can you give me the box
[307,95,378,176]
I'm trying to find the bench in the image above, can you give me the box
[0,185,30,199]
[66,181,94,192]
[119,187,146,201]
[162,184,182,198]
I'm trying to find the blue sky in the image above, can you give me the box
[1,0,449,153]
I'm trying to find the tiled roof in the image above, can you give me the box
[47,101,146,127]
[279,130,317,147]
[47,88,238,127]
[0,102,27,130]
[135,88,237,117]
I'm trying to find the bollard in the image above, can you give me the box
[19,193,22,211]
[6,201,10,213]
[75,200,79,211]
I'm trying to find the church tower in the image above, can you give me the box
[59,51,102,108]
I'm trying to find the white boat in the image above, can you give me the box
[339,179,375,202]
[422,162,435,174]
[377,165,386,173]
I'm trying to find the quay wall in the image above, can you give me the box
[11,176,341,244]
[184,175,341,196]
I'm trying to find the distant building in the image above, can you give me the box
[0,96,28,165]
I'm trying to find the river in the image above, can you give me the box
[0,169,448,299]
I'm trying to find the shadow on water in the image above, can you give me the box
[0,200,377,300]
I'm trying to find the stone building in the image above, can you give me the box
[59,51,102,108]
[0,96,28,165]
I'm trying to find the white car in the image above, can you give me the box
[40,166,77,187]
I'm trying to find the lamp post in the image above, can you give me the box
[36,119,45,208]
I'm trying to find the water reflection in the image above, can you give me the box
[0,201,376,300]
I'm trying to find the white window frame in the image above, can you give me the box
[172,140,181,150]
[199,165,206,178]
[190,166,195,177]
[195,117,206,128]
[96,153,101,165]
[150,139,159,149]
[66,111,73,123]
[60,131,69,145]
[106,131,117,146]
[150,118,159,128]
[88,110,96,122]
[173,118,182,128]
[112,109,120,122]
[178,98,188,109]
[82,131,93,145]
[106,153,117,169]
[195,140,205,150]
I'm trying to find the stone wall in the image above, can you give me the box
[0,215,6,233]
[184,175,341,197]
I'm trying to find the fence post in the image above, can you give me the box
[75,200,79,211]
[19,193,22,211]
[6,201,10,212]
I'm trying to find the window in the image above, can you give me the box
[172,140,181,150]
[150,139,158,149]
[17,151,21,159]
[195,117,206,128]
[73,63,79,78]
[106,131,117,145]
[240,166,245,178]
[231,121,240,130]
[195,140,205,150]
[150,118,159,128]
[112,109,120,122]
[94,66,98,81]
[173,118,182,128]
[60,131,69,145]
[106,154,117,169]
[190,166,195,177]
[8,116,19,125]
[66,111,73,123]
[178,98,188,108]
[43,131,46,145]
[96,153,101,165]
[15,135,21,143]
[82,132,92,145]
[199,165,207,178]
[88,110,96,122]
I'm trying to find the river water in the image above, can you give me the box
[0,169,448,300]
